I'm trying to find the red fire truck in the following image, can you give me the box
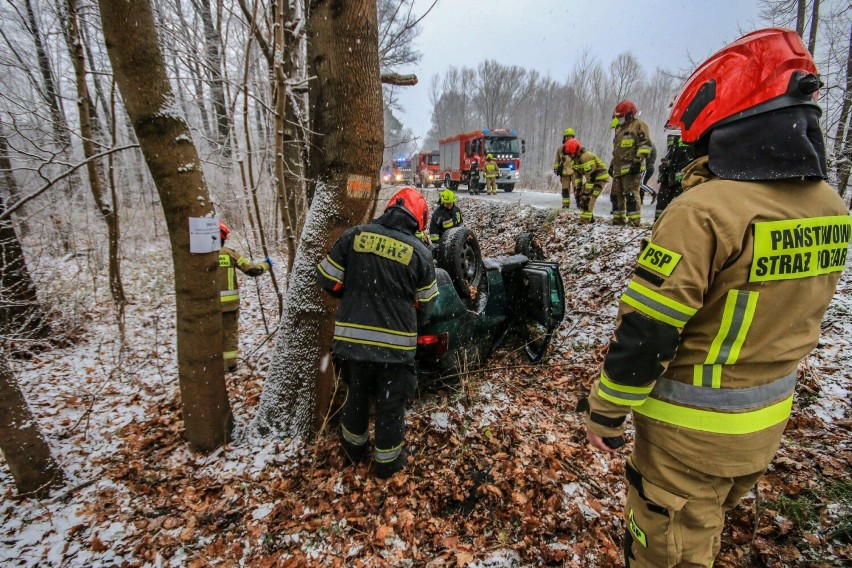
[381,157,415,185]
[414,149,441,188]
[439,129,525,192]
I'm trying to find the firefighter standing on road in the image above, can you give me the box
[316,187,438,479]
[554,128,576,209]
[564,139,610,224]
[218,222,272,372]
[583,28,851,567]
[430,189,464,244]
[484,153,499,195]
[609,99,653,226]
[654,132,695,220]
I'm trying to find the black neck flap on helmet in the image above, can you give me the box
[706,105,827,181]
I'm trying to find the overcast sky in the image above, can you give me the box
[391,0,765,141]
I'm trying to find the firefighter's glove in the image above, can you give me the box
[553,168,559,176]
[264,256,273,268]
[607,164,614,176]
[629,161,641,175]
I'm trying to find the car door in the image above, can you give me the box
[517,261,565,362]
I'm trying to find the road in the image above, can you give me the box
[420,184,659,224]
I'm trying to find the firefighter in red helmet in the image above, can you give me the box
[316,187,437,479]
[563,138,610,224]
[609,99,653,226]
[583,28,850,567]
[218,222,272,372]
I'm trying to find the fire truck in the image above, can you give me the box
[439,129,525,192]
[414,149,441,188]
[381,157,415,185]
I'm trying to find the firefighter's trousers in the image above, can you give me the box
[339,360,416,477]
[624,440,764,567]
[611,173,642,226]
[485,176,497,194]
[221,309,239,371]
[577,184,603,224]
[560,175,573,208]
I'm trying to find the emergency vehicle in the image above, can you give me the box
[439,129,525,192]
[414,150,441,188]
[381,157,415,185]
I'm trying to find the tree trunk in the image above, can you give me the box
[834,24,852,199]
[97,0,233,451]
[0,350,65,498]
[192,0,231,156]
[795,0,806,38]
[806,0,820,55]
[255,0,383,437]
[65,0,128,313]
[24,0,70,147]
[0,116,32,238]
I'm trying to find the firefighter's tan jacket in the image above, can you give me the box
[611,118,652,176]
[218,246,270,313]
[569,150,610,195]
[587,157,851,477]
[554,145,574,184]
[483,159,499,179]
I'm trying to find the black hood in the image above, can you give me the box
[374,206,419,234]
[705,105,827,181]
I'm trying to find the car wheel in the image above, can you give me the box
[514,232,544,261]
[437,227,483,306]
[500,184,514,193]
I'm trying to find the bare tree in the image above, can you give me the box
[255,0,384,437]
[97,0,233,452]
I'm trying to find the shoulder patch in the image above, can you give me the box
[637,242,682,277]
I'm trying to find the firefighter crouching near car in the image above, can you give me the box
[316,187,438,479]
[654,132,695,220]
[553,128,576,209]
[218,222,272,372]
[484,153,499,195]
[564,138,610,224]
[609,100,652,226]
[430,189,463,244]
[582,28,852,567]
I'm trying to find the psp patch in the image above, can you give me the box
[637,242,682,277]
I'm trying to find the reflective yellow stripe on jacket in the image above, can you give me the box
[333,322,417,350]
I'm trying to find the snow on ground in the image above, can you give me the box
[1,197,850,566]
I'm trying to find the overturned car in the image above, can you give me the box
[416,228,565,379]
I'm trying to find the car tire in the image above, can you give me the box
[500,184,514,192]
[437,227,483,306]
[514,232,545,261]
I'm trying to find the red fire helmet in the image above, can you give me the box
[219,221,230,242]
[386,187,429,232]
[614,100,638,118]
[666,27,821,143]
[564,139,582,155]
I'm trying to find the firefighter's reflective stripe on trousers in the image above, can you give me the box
[318,255,345,284]
[597,370,654,407]
[220,290,239,302]
[334,322,417,350]
[621,281,697,327]
[416,279,439,303]
[342,424,369,446]
[695,290,759,387]
[374,442,403,463]
[223,350,238,361]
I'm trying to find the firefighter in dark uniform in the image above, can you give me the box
[317,187,438,479]
[218,222,272,371]
[583,28,851,566]
[654,132,695,220]
[430,189,464,244]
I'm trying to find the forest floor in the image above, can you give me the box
[1,197,851,567]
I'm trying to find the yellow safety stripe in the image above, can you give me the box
[318,255,345,283]
[442,220,454,228]
[620,138,635,148]
[629,510,647,548]
[334,322,417,350]
[637,147,651,157]
[342,424,369,446]
[597,371,654,407]
[693,290,758,387]
[634,394,793,434]
[374,442,403,463]
[223,350,238,360]
[416,279,439,303]
[228,266,235,291]
[621,281,697,328]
